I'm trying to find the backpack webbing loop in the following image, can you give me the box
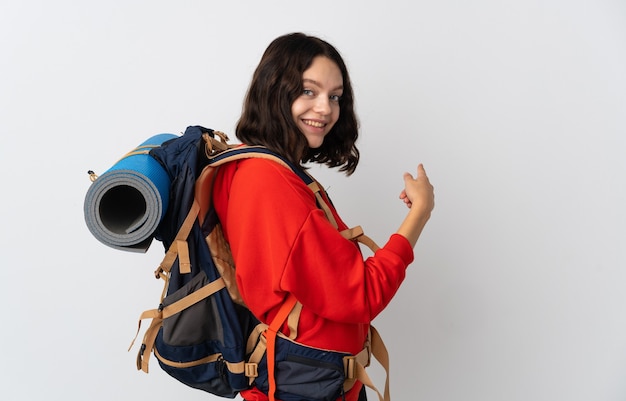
[340,225,381,254]
[203,131,232,155]
[154,200,201,278]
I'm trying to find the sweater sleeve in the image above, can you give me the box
[215,158,414,325]
[282,211,413,323]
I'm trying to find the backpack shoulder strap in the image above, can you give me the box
[195,145,302,223]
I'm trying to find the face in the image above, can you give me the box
[291,56,343,149]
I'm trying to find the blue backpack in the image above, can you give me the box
[128,126,390,401]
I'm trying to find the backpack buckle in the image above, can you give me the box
[245,362,258,378]
[343,356,356,380]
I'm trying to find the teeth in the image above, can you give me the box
[304,120,325,128]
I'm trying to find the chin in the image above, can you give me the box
[306,140,324,149]
[301,128,327,149]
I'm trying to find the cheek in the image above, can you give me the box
[332,106,341,124]
[291,99,305,120]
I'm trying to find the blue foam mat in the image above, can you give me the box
[84,133,178,252]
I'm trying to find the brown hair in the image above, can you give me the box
[236,32,360,175]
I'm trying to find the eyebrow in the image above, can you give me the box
[303,78,343,91]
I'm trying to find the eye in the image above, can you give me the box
[330,94,342,102]
[303,89,314,96]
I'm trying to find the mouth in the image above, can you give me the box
[302,119,327,128]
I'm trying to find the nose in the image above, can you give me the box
[313,95,331,115]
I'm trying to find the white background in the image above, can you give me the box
[1,1,625,400]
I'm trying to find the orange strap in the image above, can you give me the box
[265,293,298,401]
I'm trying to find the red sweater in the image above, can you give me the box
[213,157,414,401]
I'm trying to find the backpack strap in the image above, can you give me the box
[343,326,390,401]
[264,293,299,401]
[307,176,380,254]
[307,180,340,228]
[154,200,200,278]
[196,145,294,223]
[340,225,381,253]
[243,297,302,383]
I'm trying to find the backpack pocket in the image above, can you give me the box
[254,336,350,401]
[160,270,221,346]
[154,330,242,397]
[153,270,249,396]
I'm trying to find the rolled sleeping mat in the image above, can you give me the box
[84,133,178,252]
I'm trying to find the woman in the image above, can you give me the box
[213,32,434,401]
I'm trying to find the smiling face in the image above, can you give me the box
[291,56,344,149]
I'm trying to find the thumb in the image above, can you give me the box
[417,163,427,178]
